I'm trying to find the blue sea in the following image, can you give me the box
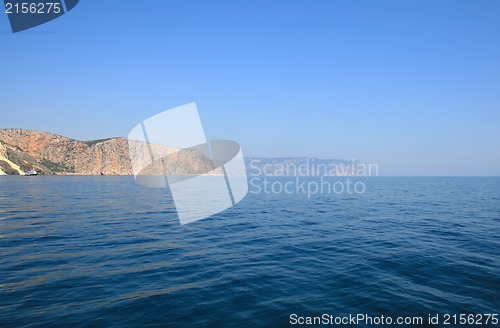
[0,177,499,327]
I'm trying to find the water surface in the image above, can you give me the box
[1,177,499,327]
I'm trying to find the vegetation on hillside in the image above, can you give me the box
[82,138,113,147]
[39,159,75,173]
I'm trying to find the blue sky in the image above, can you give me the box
[1,0,499,175]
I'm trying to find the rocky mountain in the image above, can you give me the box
[0,129,217,176]
[0,129,367,176]
[0,140,52,175]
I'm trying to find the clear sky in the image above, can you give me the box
[1,0,499,175]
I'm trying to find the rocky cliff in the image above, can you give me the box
[0,129,366,176]
[0,129,217,176]
[0,140,52,175]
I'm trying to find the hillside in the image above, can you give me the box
[0,129,365,176]
[0,129,217,176]
[0,140,52,175]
